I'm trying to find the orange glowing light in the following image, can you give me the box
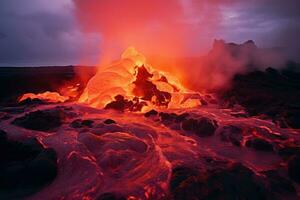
[19,91,69,103]
[79,47,202,110]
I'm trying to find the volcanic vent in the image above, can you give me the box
[2,44,300,200]
[79,47,202,111]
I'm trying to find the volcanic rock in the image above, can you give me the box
[103,119,116,124]
[170,166,199,192]
[262,170,296,194]
[133,66,171,107]
[96,193,126,200]
[288,155,300,183]
[0,136,57,199]
[105,95,132,112]
[71,119,94,128]
[220,125,243,146]
[181,118,198,131]
[285,111,300,129]
[18,98,45,106]
[0,112,11,121]
[221,64,300,129]
[82,119,94,127]
[170,163,270,200]
[12,109,65,131]
[246,138,274,152]
[181,117,218,137]
[0,129,7,141]
[277,145,300,158]
[159,112,177,122]
[175,113,189,123]
[105,95,147,112]
[144,109,158,117]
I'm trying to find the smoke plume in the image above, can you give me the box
[73,0,289,91]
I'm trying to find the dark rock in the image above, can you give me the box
[24,148,57,186]
[159,112,177,121]
[18,98,45,106]
[0,136,57,199]
[288,155,300,183]
[105,95,132,112]
[181,118,198,131]
[278,145,300,158]
[220,125,243,146]
[70,119,82,128]
[0,112,11,121]
[103,119,116,124]
[200,99,208,105]
[195,117,218,137]
[0,107,25,114]
[285,111,300,129]
[0,129,7,141]
[171,163,270,200]
[170,167,199,192]
[181,117,218,137]
[12,109,65,131]
[132,66,172,107]
[81,120,94,127]
[175,113,189,123]
[71,119,94,128]
[277,144,300,158]
[220,65,300,130]
[246,138,273,152]
[144,109,158,117]
[262,170,296,194]
[105,95,146,112]
[96,193,126,200]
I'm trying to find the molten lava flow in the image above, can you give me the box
[19,91,69,103]
[18,84,81,103]
[79,47,201,111]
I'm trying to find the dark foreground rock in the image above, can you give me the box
[103,119,116,124]
[288,155,300,183]
[105,95,147,112]
[71,119,94,128]
[246,138,274,152]
[0,130,58,199]
[12,108,67,131]
[18,98,45,106]
[96,193,126,200]
[144,109,158,117]
[262,170,296,195]
[170,163,272,200]
[277,145,300,158]
[181,117,218,137]
[220,125,243,146]
[220,65,300,129]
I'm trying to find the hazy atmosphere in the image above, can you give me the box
[0,0,299,66]
[1,1,300,200]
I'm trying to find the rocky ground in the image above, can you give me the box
[1,97,300,199]
[220,62,300,129]
[1,63,300,199]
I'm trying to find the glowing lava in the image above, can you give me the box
[79,47,201,110]
[19,91,69,103]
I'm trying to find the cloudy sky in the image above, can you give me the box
[0,0,299,66]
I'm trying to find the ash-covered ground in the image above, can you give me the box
[1,63,300,200]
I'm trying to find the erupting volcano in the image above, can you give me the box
[1,0,300,199]
[1,43,300,200]
[79,47,202,111]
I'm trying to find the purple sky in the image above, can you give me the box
[0,0,299,66]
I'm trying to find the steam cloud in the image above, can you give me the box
[73,0,297,90]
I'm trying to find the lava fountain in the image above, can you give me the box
[78,47,202,111]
